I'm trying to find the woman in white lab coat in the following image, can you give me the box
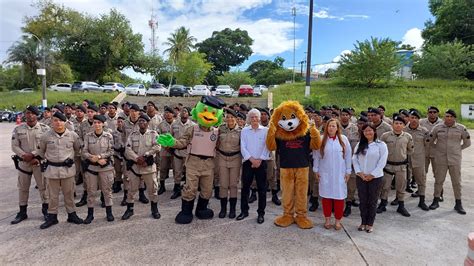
[313,119,352,230]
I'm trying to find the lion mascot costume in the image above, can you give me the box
[266,101,321,229]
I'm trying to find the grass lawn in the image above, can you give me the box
[0,91,118,110]
[271,79,474,128]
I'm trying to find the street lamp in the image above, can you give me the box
[27,33,47,109]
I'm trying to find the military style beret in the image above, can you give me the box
[225,108,238,118]
[164,106,174,113]
[367,107,381,115]
[53,104,65,113]
[428,106,439,112]
[341,108,351,114]
[393,115,405,123]
[236,111,246,120]
[26,105,40,116]
[378,105,386,111]
[93,114,106,123]
[76,105,87,113]
[138,114,150,122]
[53,112,67,122]
[129,104,140,111]
[445,109,456,118]
[201,96,225,109]
[358,116,369,123]
[409,110,421,119]
[147,101,158,110]
[87,105,99,112]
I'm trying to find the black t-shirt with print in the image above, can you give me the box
[276,133,311,168]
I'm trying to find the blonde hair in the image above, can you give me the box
[320,118,346,159]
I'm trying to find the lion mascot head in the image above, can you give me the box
[270,100,309,141]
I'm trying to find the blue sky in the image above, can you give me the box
[0,0,432,80]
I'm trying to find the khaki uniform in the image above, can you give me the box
[430,123,471,199]
[37,129,81,214]
[70,117,85,184]
[157,120,174,182]
[341,122,360,202]
[420,117,443,174]
[216,125,242,198]
[40,117,51,127]
[173,125,218,201]
[106,113,119,132]
[124,129,161,203]
[171,119,194,184]
[112,128,126,184]
[148,114,162,131]
[11,122,50,206]
[82,131,115,207]
[373,121,392,138]
[380,131,414,201]
[382,116,393,125]
[404,125,430,196]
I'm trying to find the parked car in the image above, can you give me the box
[191,85,211,96]
[19,88,34,93]
[71,81,103,92]
[48,83,71,92]
[215,85,233,97]
[238,85,254,97]
[125,83,147,96]
[169,85,190,97]
[147,83,169,96]
[253,87,262,97]
[254,85,268,92]
[102,82,125,93]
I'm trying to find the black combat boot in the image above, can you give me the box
[11,205,28,224]
[41,203,48,221]
[396,201,411,217]
[100,192,106,208]
[170,184,182,199]
[112,181,122,193]
[309,196,319,212]
[418,196,429,211]
[175,199,195,224]
[158,180,166,195]
[195,196,214,219]
[105,206,114,222]
[343,201,352,217]
[228,198,237,219]
[429,197,440,210]
[454,199,466,215]
[84,208,94,224]
[121,203,134,220]
[121,190,128,206]
[75,192,87,207]
[376,199,388,213]
[351,199,359,207]
[139,188,149,204]
[219,198,228,218]
[411,190,420,198]
[151,202,161,219]
[67,212,84,224]
[214,186,220,199]
[271,190,281,206]
[390,197,399,206]
[248,189,257,203]
[40,213,58,229]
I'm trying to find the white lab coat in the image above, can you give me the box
[313,135,352,200]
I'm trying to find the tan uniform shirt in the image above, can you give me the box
[70,117,85,136]
[157,120,174,157]
[380,131,414,170]
[217,125,242,167]
[341,122,360,150]
[171,118,194,158]
[12,122,50,172]
[106,113,119,132]
[40,117,51,127]
[82,131,114,172]
[404,125,429,168]
[430,123,471,166]
[373,121,392,139]
[125,129,161,174]
[37,129,81,179]
[112,128,126,159]
[124,118,139,140]
[382,116,393,125]
[420,117,443,158]
[148,114,163,131]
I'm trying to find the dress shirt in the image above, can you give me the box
[240,125,270,161]
[352,140,388,178]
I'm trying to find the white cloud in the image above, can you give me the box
[402,27,424,49]
[332,50,351,62]
[275,0,369,21]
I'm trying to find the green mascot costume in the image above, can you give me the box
[157,96,225,224]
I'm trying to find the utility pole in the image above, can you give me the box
[305,0,314,97]
[292,6,296,83]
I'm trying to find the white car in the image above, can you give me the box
[253,87,262,97]
[125,83,147,96]
[102,82,125,92]
[48,83,71,92]
[147,83,169,96]
[254,85,268,92]
[215,85,233,97]
[191,85,211,96]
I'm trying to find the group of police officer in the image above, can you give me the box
[10,99,471,229]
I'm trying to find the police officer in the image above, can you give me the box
[170,107,194,199]
[377,115,414,217]
[340,108,360,217]
[156,106,175,195]
[216,109,242,218]
[420,106,443,176]
[378,105,392,125]
[10,106,50,224]
[39,107,52,126]
[236,112,246,128]
[37,112,84,229]
[106,102,119,132]
[112,115,127,196]
[146,101,162,131]
[71,105,87,186]
[122,114,161,220]
[82,115,115,223]
[404,109,430,210]
[429,109,471,214]
[368,107,392,137]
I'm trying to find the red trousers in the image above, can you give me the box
[322,198,345,220]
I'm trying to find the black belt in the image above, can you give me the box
[383,168,395,175]
[386,159,408,166]
[217,149,240,157]
[190,153,214,160]
[11,155,33,175]
[85,168,99,176]
[47,159,74,168]
[173,151,185,160]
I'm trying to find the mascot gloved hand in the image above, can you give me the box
[266,101,321,229]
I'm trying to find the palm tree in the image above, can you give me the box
[6,36,42,88]
[163,27,196,87]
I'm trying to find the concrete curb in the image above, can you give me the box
[111,92,127,104]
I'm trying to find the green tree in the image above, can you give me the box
[0,65,24,91]
[413,41,474,79]
[197,28,253,85]
[217,71,255,91]
[175,52,213,86]
[336,37,401,87]
[49,63,74,84]
[422,0,474,46]
[246,60,279,78]
[163,27,196,64]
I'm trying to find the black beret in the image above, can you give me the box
[138,114,150,122]
[409,110,421,119]
[26,105,40,116]
[393,115,405,123]
[239,104,248,111]
[44,107,51,112]
[304,105,315,113]
[107,102,117,109]
[445,109,456,118]
[367,107,381,115]
[164,106,174,113]
[332,105,340,110]
[147,101,158,110]
[129,104,140,111]
[65,103,74,109]
[225,108,238,117]
[360,111,368,117]
[87,105,99,112]
[358,116,369,123]
[201,96,225,109]
[53,112,67,122]
[321,106,329,110]
[121,101,131,108]
[53,104,65,113]
[76,105,87,113]
[341,108,351,114]
[260,108,270,116]
[323,115,331,121]
[93,114,106,123]
[314,110,321,116]
[428,106,439,112]
[332,111,340,117]
[182,107,191,115]
[236,111,246,120]
[378,105,386,111]
[399,109,409,116]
